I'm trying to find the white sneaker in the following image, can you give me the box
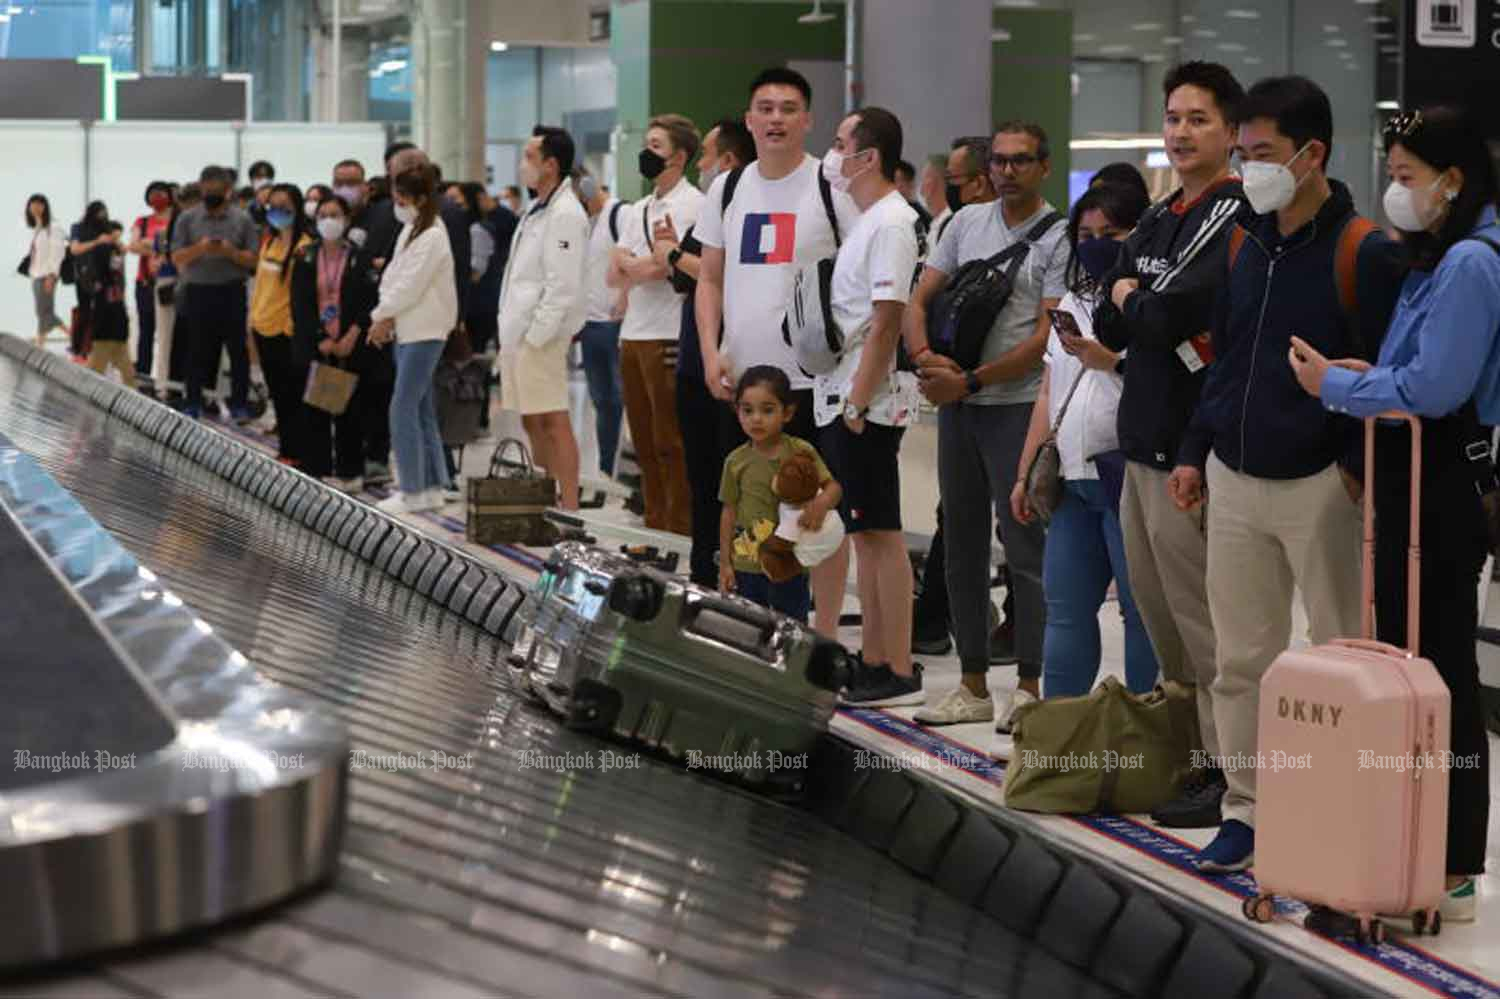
[322,476,364,494]
[1441,877,1478,923]
[410,489,445,512]
[913,685,995,726]
[375,493,410,515]
[444,477,463,504]
[995,687,1039,735]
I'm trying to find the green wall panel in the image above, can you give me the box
[992,8,1072,209]
[611,0,843,199]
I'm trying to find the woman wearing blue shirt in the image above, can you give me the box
[1290,105,1498,921]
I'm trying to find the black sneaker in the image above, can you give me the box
[842,663,925,708]
[841,655,887,695]
[1151,768,1226,829]
[989,621,1018,666]
[912,627,952,656]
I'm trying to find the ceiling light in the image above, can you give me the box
[1131,21,1163,31]
[993,28,1012,41]
[1380,44,1400,54]
[1161,35,1183,45]
[1326,38,1348,47]
[1345,63,1360,70]
[1224,9,1261,19]
[1217,42,1247,52]
[1141,53,1166,63]
[1071,137,1166,150]
[1192,27,1218,38]
[1324,24,1341,32]
[1376,100,1400,110]
[1098,43,1131,54]
[1181,14,1197,22]
[490,41,508,52]
[993,0,1040,7]
[378,59,407,72]
[1243,56,1263,64]
[1073,32,1097,42]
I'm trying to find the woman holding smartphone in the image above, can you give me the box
[1011,182,1156,699]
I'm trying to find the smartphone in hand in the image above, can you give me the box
[1047,307,1083,339]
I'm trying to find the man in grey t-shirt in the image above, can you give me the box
[171,164,258,418]
[902,121,1067,747]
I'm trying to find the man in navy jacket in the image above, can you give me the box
[1175,76,1405,873]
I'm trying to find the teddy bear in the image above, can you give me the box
[758,450,846,583]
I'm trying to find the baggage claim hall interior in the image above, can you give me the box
[2,1,1499,997]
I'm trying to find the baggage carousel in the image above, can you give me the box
[0,336,1373,998]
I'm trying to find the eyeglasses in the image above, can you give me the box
[990,153,1039,171]
[1382,109,1423,143]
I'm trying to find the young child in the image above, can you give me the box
[86,222,135,390]
[718,366,842,621]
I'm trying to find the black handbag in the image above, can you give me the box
[927,211,1063,369]
[17,253,30,277]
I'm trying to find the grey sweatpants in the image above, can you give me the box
[939,401,1045,679]
[32,276,63,336]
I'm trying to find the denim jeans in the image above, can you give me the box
[1042,478,1159,699]
[391,340,450,495]
[735,571,811,623]
[579,320,624,476]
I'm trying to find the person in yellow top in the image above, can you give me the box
[250,183,315,465]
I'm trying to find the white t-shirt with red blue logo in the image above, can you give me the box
[696,153,860,389]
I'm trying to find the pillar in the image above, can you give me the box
[991,8,1072,209]
[412,0,466,177]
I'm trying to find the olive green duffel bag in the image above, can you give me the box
[1003,677,1196,815]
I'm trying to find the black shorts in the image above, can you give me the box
[820,419,905,533]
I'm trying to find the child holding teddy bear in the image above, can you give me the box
[718,366,845,622]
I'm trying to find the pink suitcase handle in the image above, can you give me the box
[1361,413,1421,654]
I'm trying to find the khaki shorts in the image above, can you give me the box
[500,335,571,416]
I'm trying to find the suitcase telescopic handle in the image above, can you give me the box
[1362,413,1421,655]
[684,593,778,657]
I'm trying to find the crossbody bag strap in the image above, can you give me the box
[1050,364,1089,435]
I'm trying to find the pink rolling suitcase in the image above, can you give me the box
[1245,413,1451,944]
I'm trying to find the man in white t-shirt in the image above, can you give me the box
[608,114,705,535]
[695,66,860,637]
[576,171,625,478]
[815,107,924,708]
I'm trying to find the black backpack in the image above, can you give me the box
[926,210,1064,369]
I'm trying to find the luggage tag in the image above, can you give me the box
[322,304,339,323]
[1176,332,1213,373]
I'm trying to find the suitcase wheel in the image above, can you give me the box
[607,575,663,621]
[1242,894,1276,924]
[565,679,622,733]
[805,641,856,693]
[1412,909,1441,936]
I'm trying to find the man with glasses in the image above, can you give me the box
[902,122,1068,747]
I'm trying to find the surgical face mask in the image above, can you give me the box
[639,148,667,181]
[1075,236,1123,281]
[203,190,226,210]
[1383,175,1449,232]
[265,208,294,231]
[394,202,417,226]
[945,181,965,214]
[148,192,171,211]
[822,148,868,194]
[1240,142,1313,215]
[304,201,320,219]
[334,184,364,207]
[518,159,542,189]
[317,217,347,242]
[698,160,720,194]
[252,177,271,191]
[576,174,598,203]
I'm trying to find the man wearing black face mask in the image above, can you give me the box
[606,113,705,535]
[171,164,258,420]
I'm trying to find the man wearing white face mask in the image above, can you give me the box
[1172,76,1406,874]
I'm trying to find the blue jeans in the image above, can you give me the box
[579,320,623,476]
[1042,479,1159,698]
[391,340,450,495]
[735,571,811,623]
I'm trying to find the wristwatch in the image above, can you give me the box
[667,246,684,268]
[842,400,868,423]
[964,371,982,396]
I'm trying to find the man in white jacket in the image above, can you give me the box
[496,125,590,510]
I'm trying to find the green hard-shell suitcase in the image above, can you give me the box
[508,542,853,792]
